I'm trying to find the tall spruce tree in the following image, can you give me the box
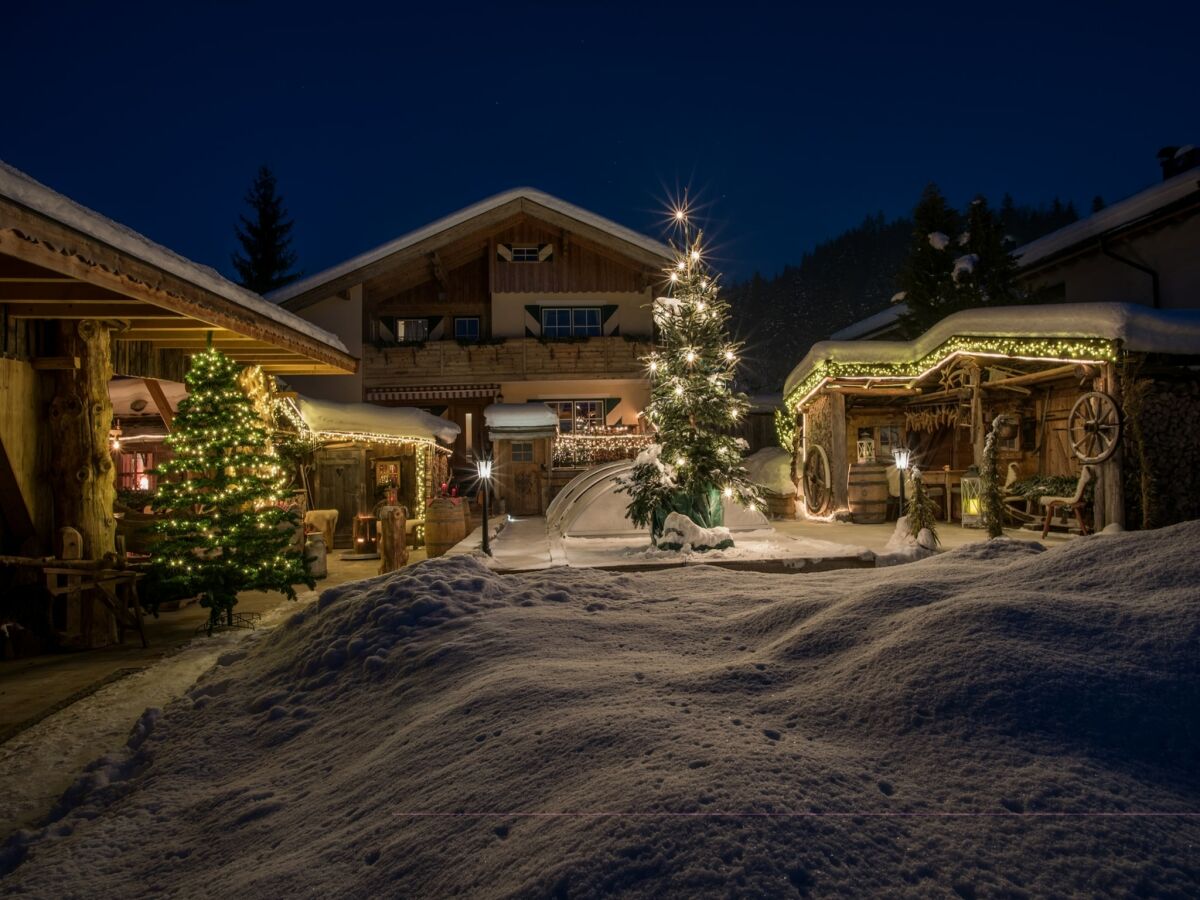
[232,165,300,294]
[619,214,761,546]
[151,346,312,632]
[897,184,960,337]
[954,195,1021,308]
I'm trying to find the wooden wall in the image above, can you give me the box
[0,356,50,550]
[490,219,649,294]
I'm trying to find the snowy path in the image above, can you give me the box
[0,589,317,836]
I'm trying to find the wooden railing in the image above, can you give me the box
[363,336,652,388]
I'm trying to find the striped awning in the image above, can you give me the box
[367,384,499,402]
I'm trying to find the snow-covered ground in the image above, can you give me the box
[0,590,319,837]
[2,523,1198,897]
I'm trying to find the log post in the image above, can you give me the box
[378,505,408,575]
[47,320,118,645]
[829,392,849,511]
[1094,362,1125,532]
[969,363,985,467]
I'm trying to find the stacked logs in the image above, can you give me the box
[1128,378,1200,528]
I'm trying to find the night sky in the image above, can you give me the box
[5,1,1196,283]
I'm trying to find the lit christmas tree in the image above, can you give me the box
[151,346,311,632]
[619,209,761,548]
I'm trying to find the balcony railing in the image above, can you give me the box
[364,335,652,388]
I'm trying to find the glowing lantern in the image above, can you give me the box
[960,467,983,527]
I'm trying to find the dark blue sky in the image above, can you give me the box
[5,1,1196,282]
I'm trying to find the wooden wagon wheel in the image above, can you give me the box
[1068,391,1121,464]
[803,444,831,515]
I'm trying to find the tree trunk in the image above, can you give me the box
[47,319,117,646]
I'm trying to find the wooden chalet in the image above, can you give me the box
[271,188,673,487]
[0,161,355,648]
[783,303,1200,533]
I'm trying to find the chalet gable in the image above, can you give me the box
[271,189,672,311]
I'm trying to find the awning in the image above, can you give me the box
[293,395,460,446]
[485,402,558,440]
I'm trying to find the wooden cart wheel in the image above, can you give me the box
[1068,391,1121,464]
[803,444,831,515]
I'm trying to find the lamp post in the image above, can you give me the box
[893,447,912,518]
[477,456,493,556]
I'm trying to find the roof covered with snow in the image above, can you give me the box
[484,402,559,435]
[829,305,907,341]
[1014,168,1200,269]
[784,302,1200,402]
[109,378,187,418]
[268,188,673,306]
[296,396,459,444]
[0,161,348,354]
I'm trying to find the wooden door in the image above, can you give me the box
[315,449,365,548]
[507,439,543,516]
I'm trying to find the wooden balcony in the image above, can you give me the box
[363,335,652,388]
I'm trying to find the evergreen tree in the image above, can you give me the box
[897,183,959,337]
[151,346,312,631]
[619,215,761,546]
[953,195,1021,308]
[906,468,940,547]
[981,416,1007,539]
[232,165,301,294]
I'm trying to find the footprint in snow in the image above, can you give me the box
[763,729,781,741]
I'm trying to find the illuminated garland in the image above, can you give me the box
[785,336,1118,412]
[553,432,654,468]
[273,397,452,454]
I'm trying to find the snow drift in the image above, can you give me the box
[3,524,1199,897]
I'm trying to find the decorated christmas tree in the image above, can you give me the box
[151,346,311,631]
[981,415,1007,539]
[905,468,941,548]
[619,210,761,549]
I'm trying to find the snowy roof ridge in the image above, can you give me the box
[268,187,674,305]
[1014,168,1200,269]
[296,395,459,444]
[0,160,349,354]
[783,302,1200,398]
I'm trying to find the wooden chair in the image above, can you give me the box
[1040,465,1095,538]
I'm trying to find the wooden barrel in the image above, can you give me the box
[425,498,467,558]
[847,462,889,524]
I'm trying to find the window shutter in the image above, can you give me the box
[496,244,513,262]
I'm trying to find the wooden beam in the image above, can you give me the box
[0,282,127,302]
[981,364,1078,390]
[142,379,174,431]
[31,356,81,370]
[5,302,187,320]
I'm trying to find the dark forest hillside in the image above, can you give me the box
[726,196,1082,391]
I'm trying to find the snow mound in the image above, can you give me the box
[656,512,733,552]
[927,231,950,249]
[4,525,1200,897]
[742,446,795,497]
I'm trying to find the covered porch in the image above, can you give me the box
[0,162,356,652]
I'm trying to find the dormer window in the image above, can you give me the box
[498,243,553,263]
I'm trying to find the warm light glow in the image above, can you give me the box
[685,350,696,364]
[893,448,912,470]
[674,208,686,221]
[477,458,493,480]
[670,272,678,282]
[674,384,684,396]
[723,486,733,498]
[648,360,658,372]
[724,349,735,361]
[676,261,686,271]
[690,250,700,262]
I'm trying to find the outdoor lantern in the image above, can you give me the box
[893,447,912,512]
[353,514,379,553]
[476,456,494,556]
[856,438,876,463]
[961,466,983,527]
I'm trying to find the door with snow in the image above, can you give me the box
[315,448,365,548]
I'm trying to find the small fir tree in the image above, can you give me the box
[981,415,1007,538]
[151,346,312,631]
[905,467,940,548]
[232,165,301,294]
[619,213,761,545]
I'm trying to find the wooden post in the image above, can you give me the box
[969,363,985,467]
[378,505,408,575]
[1095,363,1125,532]
[47,319,118,645]
[829,392,849,511]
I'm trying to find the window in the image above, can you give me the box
[498,243,552,263]
[541,307,601,338]
[454,317,480,340]
[118,451,155,492]
[511,441,534,462]
[378,317,428,343]
[549,399,605,433]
